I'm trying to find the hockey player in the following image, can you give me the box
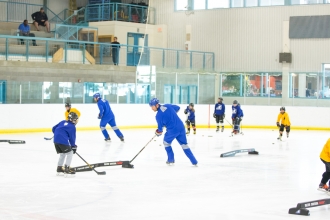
[213,97,225,132]
[184,103,196,135]
[93,93,124,142]
[276,107,290,141]
[149,98,198,166]
[53,112,78,176]
[318,138,330,195]
[65,103,81,120]
[231,100,243,135]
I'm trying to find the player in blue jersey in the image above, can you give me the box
[93,93,124,142]
[184,103,196,135]
[53,112,78,176]
[213,97,225,132]
[149,98,198,166]
[231,100,243,135]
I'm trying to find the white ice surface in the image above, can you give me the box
[0,128,329,220]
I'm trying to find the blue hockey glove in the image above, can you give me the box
[72,145,77,154]
[155,129,163,137]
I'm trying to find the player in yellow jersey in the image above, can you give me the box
[65,103,81,121]
[276,107,290,141]
[317,138,330,195]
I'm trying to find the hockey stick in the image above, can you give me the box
[0,140,25,144]
[130,135,157,163]
[75,152,106,175]
[224,118,233,128]
[44,136,53,140]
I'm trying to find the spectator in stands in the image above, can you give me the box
[31,7,50,32]
[18,20,37,46]
[111,37,120,65]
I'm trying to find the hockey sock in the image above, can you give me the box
[64,151,73,167]
[58,153,66,166]
[183,148,198,165]
[165,146,175,163]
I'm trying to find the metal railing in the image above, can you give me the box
[54,24,97,41]
[85,3,155,24]
[0,35,215,70]
[0,1,63,26]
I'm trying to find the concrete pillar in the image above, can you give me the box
[214,74,220,102]
[281,20,291,106]
[298,73,306,98]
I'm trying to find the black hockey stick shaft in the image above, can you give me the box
[75,152,106,175]
[130,135,157,163]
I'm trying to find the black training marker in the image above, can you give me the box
[288,198,330,216]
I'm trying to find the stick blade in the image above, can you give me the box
[97,171,106,175]
[8,140,25,144]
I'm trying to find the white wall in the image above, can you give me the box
[152,1,330,72]
[48,0,68,14]
[0,104,329,132]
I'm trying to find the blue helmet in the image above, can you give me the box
[93,93,101,100]
[149,98,159,107]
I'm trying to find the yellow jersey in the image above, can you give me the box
[277,112,290,126]
[65,108,81,120]
[320,138,330,162]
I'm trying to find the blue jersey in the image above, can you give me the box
[185,106,195,121]
[214,103,225,115]
[156,104,184,132]
[52,120,76,146]
[97,98,114,119]
[232,105,243,119]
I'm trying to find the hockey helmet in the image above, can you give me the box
[65,102,71,107]
[189,103,194,107]
[233,100,238,104]
[93,93,101,100]
[218,97,223,101]
[149,98,159,107]
[68,112,79,122]
[280,106,285,111]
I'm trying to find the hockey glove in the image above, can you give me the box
[239,117,243,121]
[155,129,163,137]
[97,114,102,119]
[276,122,280,127]
[213,113,216,118]
[72,145,77,154]
[184,109,188,114]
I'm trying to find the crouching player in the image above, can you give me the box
[184,103,196,135]
[149,98,198,166]
[53,112,78,176]
[231,100,243,135]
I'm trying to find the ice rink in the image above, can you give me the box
[0,128,329,220]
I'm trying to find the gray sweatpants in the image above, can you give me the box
[57,151,73,166]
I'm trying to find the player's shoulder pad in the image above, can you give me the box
[160,105,167,112]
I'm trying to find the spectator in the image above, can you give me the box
[306,88,310,97]
[111,37,120,65]
[31,7,50,32]
[18,20,37,46]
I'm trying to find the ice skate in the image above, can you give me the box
[104,137,111,142]
[56,166,64,176]
[216,127,219,132]
[166,161,175,165]
[64,165,75,177]
[119,136,124,142]
[193,130,196,135]
[186,130,190,135]
[317,183,329,192]
[277,135,282,141]
[287,133,289,138]
[221,127,224,132]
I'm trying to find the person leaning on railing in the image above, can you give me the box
[31,7,50,32]
[18,20,37,46]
